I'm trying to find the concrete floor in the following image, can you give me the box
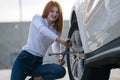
[0,67,69,80]
[0,68,120,80]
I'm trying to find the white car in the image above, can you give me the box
[66,0,120,80]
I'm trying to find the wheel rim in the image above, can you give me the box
[69,30,84,80]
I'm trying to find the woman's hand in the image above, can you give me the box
[56,55,65,65]
[64,39,72,47]
[56,37,72,48]
[58,58,65,65]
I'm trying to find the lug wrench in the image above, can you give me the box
[48,48,85,60]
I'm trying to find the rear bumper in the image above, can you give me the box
[85,37,120,68]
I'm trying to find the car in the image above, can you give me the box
[66,0,120,80]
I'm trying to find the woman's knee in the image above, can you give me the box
[55,65,66,78]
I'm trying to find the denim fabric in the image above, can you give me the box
[10,50,66,80]
[33,64,66,80]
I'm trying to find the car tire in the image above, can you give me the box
[67,19,111,80]
[67,19,84,80]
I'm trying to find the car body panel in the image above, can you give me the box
[67,0,120,79]
[70,0,120,53]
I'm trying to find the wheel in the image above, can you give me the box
[67,29,84,80]
[67,19,110,80]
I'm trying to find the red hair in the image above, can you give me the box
[42,0,63,34]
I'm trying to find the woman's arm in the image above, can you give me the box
[56,37,72,47]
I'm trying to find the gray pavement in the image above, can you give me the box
[0,67,69,80]
[0,68,120,80]
[109,69,120,80]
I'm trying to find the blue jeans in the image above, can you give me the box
[10,50,66,80]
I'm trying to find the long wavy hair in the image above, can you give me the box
[42,0,63,34]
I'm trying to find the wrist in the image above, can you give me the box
[56,54,63,60]
[56,37,65,45]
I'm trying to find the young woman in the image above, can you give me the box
[10,0,71,80]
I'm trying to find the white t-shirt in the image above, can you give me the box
[22,14,60,57]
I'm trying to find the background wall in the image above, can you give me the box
[0,20,69,69]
